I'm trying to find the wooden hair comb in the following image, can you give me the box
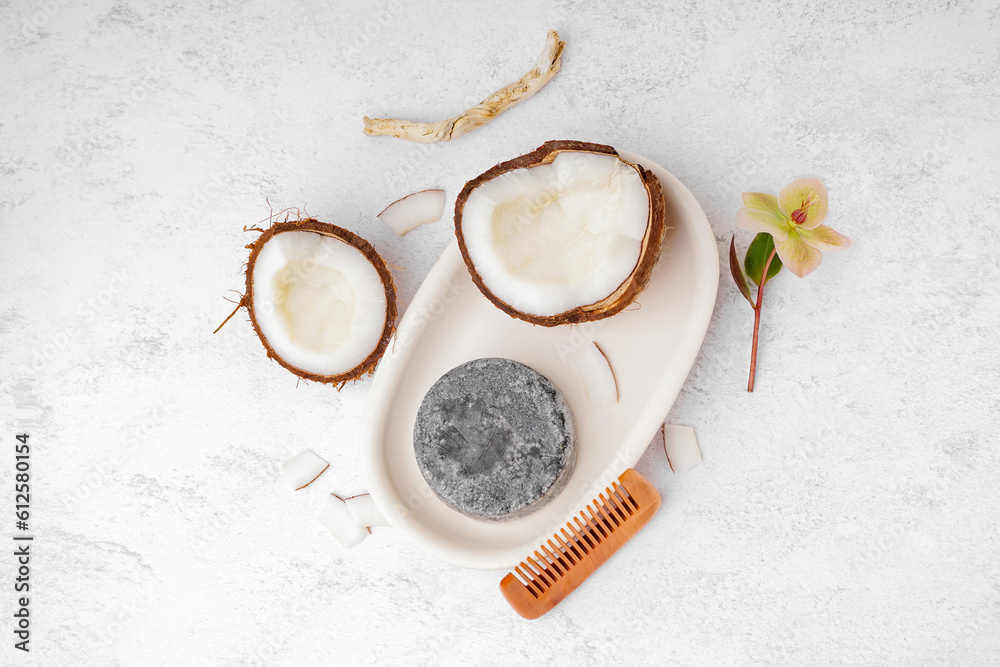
[500,468,661,619]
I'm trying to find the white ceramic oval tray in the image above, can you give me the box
[359,151,719,570]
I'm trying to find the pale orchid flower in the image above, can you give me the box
[731,177,851,392]
[737,178,851,277]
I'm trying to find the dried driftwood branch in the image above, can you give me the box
[362,30,565,143]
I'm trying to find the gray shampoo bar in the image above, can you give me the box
[413,358,576,521]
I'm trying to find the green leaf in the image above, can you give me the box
[744,233,783,286]
[729,237,754,307]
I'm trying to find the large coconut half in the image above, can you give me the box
[455,140,666,326]
[242,219,396,384]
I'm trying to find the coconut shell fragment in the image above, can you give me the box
[377,189,446,235]
[662,424,702,472]
[571,342,619,407]
[319,494,370,548]
[282,449,330,490]
[344,494,388,528]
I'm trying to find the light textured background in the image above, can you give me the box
[2,0,999,664]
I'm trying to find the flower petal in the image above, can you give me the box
[737,208,789,241]
[799,224,851,251]
[778,177,828,230]
[742,192,785,219]
[775,231,823,278]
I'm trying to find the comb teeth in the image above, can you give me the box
[500,469,661,617]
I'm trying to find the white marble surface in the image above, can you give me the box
[2,0,999,664]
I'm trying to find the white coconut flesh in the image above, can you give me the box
[378,189,446,236]
[460,151,650,317]
[251,231,388,377]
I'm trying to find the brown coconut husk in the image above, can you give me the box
[223,218,397,386]
[454,140,667,327]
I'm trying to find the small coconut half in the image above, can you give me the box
[455,140,666,326]
[242,219,397,384]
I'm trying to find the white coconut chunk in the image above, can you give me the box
[662,424,702,472]
[252,231,388,377]
[319,494,369,548]
[571,342,619,407]
[377,189,446,236]
[461,151,650,317]
[344,494,388,528]
[281,449,330,490]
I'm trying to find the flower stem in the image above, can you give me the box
[747,247,777,392]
